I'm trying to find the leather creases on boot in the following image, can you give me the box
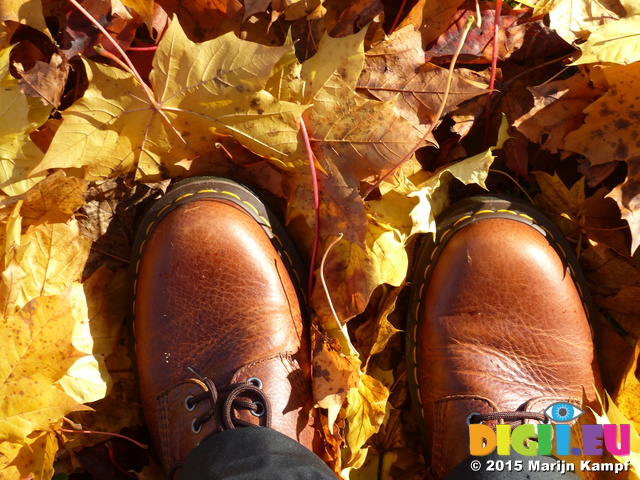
[131,178,321,474]
[406,196,601,479]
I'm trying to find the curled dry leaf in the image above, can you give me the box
[15,53,69,109]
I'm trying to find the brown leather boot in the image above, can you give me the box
[131,177,321,474]
[406,196,600,478]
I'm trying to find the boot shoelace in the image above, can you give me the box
[168,368,272,479]
[467,411,548,427]
[186,366,272,434]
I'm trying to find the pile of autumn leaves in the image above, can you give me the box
[1,0,640,478]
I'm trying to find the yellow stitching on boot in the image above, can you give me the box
[282,249,294,266]
[145,221,156,237]
[221,190,241,200]
[440,228,452,242]
[517,213,534,222]
[196,189,218,194]
[175,193,194,202]
[292,269,302,287]
[242,200,261,217]
[258,215,272,229]
[423,264,430,280]
[475,209,495,215]
[272,234,284,247]
[157,204,173,217]
[540,225,554,239]
[419,282,425,300]
[453,215,472,227]
[139,239,146,255]
[496,209,517,215]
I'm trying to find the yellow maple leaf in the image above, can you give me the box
[0,431,57,480]
[572,0,640,65]
[614,342,640,432]
[0,293,88,442]
[11,219,92,309]
[60,266,127,404]
[0,0,49,47]
[370,115,508,240]
[527,0,622,46]
[344,373,389,463]
[591,390,640,479]
[32,16,309,181]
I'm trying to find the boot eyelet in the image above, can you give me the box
[466,413,483,425]
[191,418,202,434]
[247,377,262,389]
[251,401,265,417]
[184,395,196,412]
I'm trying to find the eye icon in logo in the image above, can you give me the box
[544,402,584,423]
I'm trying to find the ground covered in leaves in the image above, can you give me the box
[0,0,639,478]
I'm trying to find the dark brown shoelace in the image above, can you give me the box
[168,368,272,479]
[467,411,548,427]
[187,367,272,433]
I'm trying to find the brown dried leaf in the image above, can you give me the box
[16,53,69,108]
[312,327,360,432]
[155,0,242,41]
[515,69,605,154]
[426,1,529,63]
[354,286,402,365]
[608,163,640,254]
[397,0,465,48]
[564,63,640,252]
[358,25,488,128]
